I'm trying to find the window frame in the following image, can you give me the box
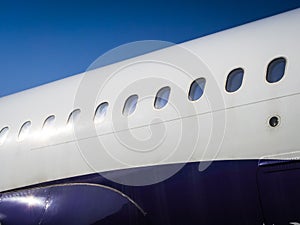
[225,68,244,93]
[154,86,171,109]
[188,78,206,101]
[43,115,56,130]
[123,95,138,116]
[94,102,109,123]
[266,57,287,84]
[67,109,81,126]
[18,121,32,141]
[0,127,9,145]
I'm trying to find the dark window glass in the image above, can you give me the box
[266,57,286,83]
[123,95,138,116]
[188,78,206,101]
[154,87,170,109]
[226,68,244,92]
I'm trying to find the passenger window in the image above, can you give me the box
[18,121,32,141]
[123,95,138,116]
[43,115,55,130]
[0,127,9,145]
[67,109,81,126]
[154,87,170,109]
[94,102,109,123]
[225,68,244,92]
[188,78,206,101]
[266,57,286,83]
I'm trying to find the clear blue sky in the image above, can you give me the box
[0,0,299,97]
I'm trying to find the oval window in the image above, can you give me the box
[188,78,206,101]
[18,121,32,141]
[154,86,171,109]
[0,127,9,145]
[225,68,244,92]
[123,95,138,116]
[94,102,109,123]
[266,57,286,83]
[67,109,81,126]
[43,115,56,130]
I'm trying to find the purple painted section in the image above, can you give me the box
[257,160,300,224]
[0,184,146,225]
[0,160,300,224]
[0,188,49,225]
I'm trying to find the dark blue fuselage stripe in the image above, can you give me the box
[2,160,300,225]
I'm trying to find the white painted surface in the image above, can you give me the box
[0,9,299,191]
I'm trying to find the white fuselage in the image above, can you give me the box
[0,9,299,192]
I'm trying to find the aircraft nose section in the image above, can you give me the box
[0,183,147,225]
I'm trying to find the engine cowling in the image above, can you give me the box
[0,183,146,225]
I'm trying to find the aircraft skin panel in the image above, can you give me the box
[0,88,299,192]
[1,160,300,225]
[0,8,299,225]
